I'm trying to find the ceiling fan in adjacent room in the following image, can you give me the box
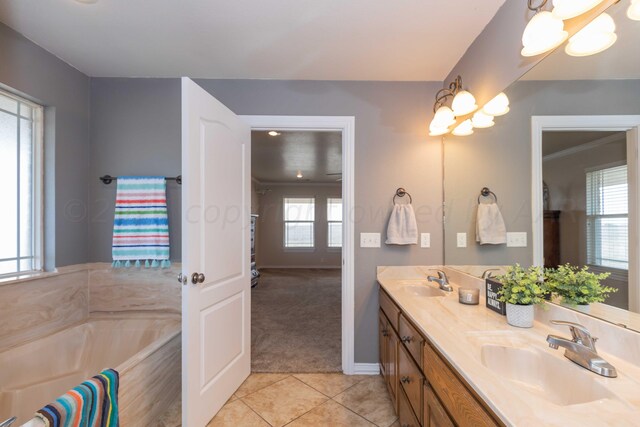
[326,173,342,182]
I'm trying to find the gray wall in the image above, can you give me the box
[256,184,342,268]
[0,22,90,268]
[88,78,444,363]
[88,78,182,262]
[444,79,640,266]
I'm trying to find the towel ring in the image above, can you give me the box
[393,188,412,204]
[478,187,498,204]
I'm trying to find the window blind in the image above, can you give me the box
[327,198,343,248]
[283,197,315,248]
[586,164,628,270]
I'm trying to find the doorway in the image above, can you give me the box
[242,115,356,374]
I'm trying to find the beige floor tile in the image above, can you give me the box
[206,399,270,427]
[235,373,290,397]
[287,400,375,426]
[332,376,397,427]
[241,376,329,427]
[293,373,368,397]
[155,396,181,427]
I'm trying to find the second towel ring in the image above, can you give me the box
[393,188,412,204]
[478,187,498,204]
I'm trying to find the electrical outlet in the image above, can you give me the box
[421,233,431,248]
[457,233,467,248]
[507,232,527,247]
[360,233,381,248]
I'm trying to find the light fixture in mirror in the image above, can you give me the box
[452,119,474,136]
[628,0,640,20]
[471,111,495,129]
[429,124,450,136]
[482,92,510,116]
[521,10,569,57]
[565,12,617,56]
[451,90,478,116]
[552,0,605,19]
[432,106,456,128]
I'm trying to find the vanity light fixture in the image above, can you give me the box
[428,75,478,136]
[296,170,303,179]
[451,90,478,116]
[452,119,474,136]
[551,0,605,20]
[429,124,451,137]
[482,92,510,116]
[522,0,568,57]
[628,0,640,21]
[432,106,456,128]
[471,111,495,129]
[268,131,281,136]
[565,12,617,56]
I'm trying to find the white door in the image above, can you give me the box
[181,77,251,426]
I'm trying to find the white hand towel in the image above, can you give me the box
[386,204,418,245]
[476,203,507,245]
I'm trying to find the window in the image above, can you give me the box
[283,197,315,248]
[0,89,43,276]
[586,164,628,270]
[327,198,342,248]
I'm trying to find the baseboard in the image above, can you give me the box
[353,363,381,375]
[258,265,341,269]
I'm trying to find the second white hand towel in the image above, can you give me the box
[476,202,507,245]
[386,204,418,245]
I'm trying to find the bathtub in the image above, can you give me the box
[0,317,181,426]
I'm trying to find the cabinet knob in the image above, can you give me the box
[401,336,413,343]
[401,376,411,384]
[382,329,389,337]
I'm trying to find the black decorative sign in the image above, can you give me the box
[486,279,506,315]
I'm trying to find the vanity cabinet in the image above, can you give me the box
[379,287,503,427]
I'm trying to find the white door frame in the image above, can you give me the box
[531,115,640,312]
[241,115,357,374]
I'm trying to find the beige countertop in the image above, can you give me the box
[377,266,640,427]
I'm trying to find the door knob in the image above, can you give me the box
[191,272,205,284]
[178,273,187,285]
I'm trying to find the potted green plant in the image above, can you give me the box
[546,264,616,308]
[495,264,547,328]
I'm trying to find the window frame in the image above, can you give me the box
[0,88,44,278]
[327,197,343,249]
[585,161,628,271]
[282,196,316,250]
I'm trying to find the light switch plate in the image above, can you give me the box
[360,233,381,248]
[421,233,431,248]
[457,233,467,248]
[507,232,527,247]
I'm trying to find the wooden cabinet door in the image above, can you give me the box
[379,310,388,376]
[398,386,421,427]
[424,382,454,427]
[386,326,399,410]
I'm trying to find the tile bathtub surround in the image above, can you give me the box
[0,269,89,352]
[158,373,398,427]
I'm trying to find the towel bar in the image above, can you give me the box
[99,175,182,185]
[393,188,412,204]
[478,187,497,204]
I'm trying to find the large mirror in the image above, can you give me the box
[443,1,640,331]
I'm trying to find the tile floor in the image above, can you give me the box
[158,373,398,427]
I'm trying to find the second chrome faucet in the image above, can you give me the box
[427,270,453,292]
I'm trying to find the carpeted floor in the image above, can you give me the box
[251,268,342,373]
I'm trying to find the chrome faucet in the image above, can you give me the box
[427,270,453,292]
[546,320,617,378]
[481,268,500,279]
[0,417,17,427]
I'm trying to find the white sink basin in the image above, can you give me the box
[481,345,616,406]
[401,284,447,298]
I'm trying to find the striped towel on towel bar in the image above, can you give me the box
[35,368,119,427]
[111,176,171,268]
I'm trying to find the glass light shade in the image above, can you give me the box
[471,111,495,129]
[482,92,510,116]
[432,106,456,127]
[451,91,478,116]
[521,11,569,57]
[428,125,450,136]
[452,120,474,136]
[552,0,605,20]
[565,13,617,57]
[628,0,640,21]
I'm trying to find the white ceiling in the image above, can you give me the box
[0,0,505,80]
[251,131,342,183]
[523,2,640,81]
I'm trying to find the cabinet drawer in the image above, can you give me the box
[379,288,400,331]
[424,382,454,427]
[423,342,498,427]
[398,343,423,424]
[399,313,424,369]
[398,386,420,427]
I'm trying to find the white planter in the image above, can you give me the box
[506,303,534,328]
